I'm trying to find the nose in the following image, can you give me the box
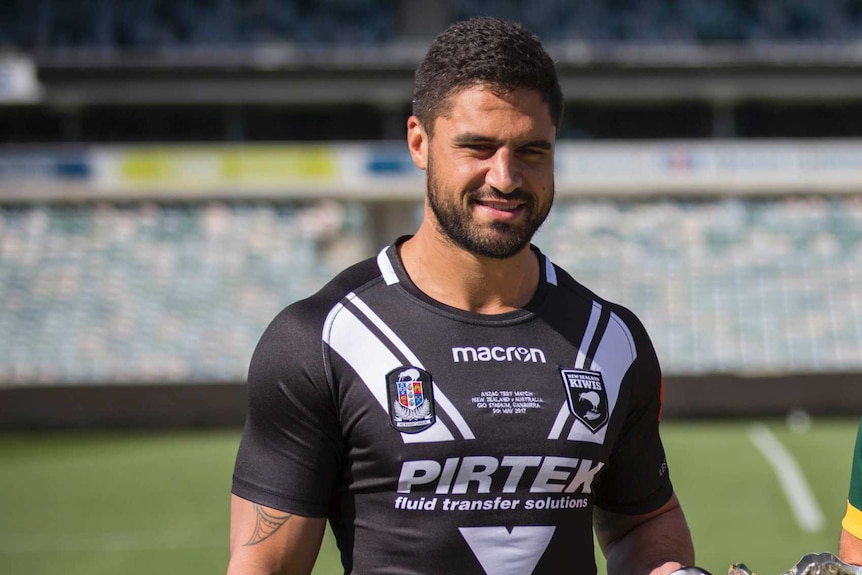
[485,148,522,194]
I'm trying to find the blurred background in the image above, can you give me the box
[0,1,861,574]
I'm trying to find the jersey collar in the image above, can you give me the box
[376,236,553,320]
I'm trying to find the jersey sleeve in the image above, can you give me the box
[591,309,674,515]
[842,418,862,539]
[231,302,343,517]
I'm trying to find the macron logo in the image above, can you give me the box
[452,346,546,364]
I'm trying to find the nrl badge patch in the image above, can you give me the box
[386,366,436,434]
[561,368,609,433]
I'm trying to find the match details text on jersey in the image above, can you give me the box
[471,390,545,414]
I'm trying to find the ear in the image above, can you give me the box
[406,115,428,170]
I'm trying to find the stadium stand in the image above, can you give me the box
[1,1,861,426]
[0,0,398,48]
[3,0,862,49]
[1,195,859,388]
[537,196,862,375]
[0,200,367,385]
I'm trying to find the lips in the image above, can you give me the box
[473,201,528,223]
[476,199,524,212]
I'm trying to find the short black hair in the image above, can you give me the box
[412,17,563,135]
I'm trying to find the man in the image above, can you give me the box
[228,17,696,575]
[840,418,862,565]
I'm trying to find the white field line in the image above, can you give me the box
[748,423,825,532]
[0,531,221,554]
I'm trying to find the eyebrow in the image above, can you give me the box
[452,133,553,150]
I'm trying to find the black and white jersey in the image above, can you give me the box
[232,239,673,575]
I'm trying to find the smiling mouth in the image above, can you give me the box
[476,200,524,212]
[472,200,529,223]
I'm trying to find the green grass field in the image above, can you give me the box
[0,418,856,575]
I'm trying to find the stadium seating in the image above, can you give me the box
[3,0,862,50]
[535,196,862,375]
[0,200,367,385]
[0,0,397,49]
[2,1,862,388]
[1,197,861,386]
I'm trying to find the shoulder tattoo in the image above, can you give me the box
[244,504,294,546]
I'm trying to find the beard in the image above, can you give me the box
[425,155,553,259]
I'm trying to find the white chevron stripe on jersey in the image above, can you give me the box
[347,293,476,442]
[376,246,399,285]
[544,257,558,286]
[575,301,603,370]
[323,302,398,410]
[548,301,603,440]
[547,403,570,441]
[460,526,555,575]
[565,311,636,444]
[323,301,455,443]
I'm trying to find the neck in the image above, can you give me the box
[399,224,540,314]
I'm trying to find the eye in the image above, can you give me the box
[519,146,549,160]
[459,143,497,157]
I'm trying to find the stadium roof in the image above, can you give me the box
[19,42,862,107]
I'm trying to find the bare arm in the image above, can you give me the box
[227,494,327,575]
[594,492,694,575]
[840,527,862,566]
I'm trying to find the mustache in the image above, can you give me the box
[466,187,534,204]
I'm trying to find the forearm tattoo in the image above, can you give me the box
[245,504,293,546]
